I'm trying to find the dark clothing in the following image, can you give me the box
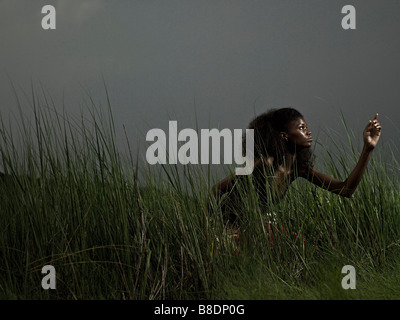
[218,165,286,225]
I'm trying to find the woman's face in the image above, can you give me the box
[285,117,312,148]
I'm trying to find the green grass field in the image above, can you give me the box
[1,89,400,300]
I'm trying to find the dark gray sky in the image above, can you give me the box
[1,0,400,174]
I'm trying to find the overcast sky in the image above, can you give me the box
[1,0,399,175]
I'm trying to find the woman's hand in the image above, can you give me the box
[363,113,382,150]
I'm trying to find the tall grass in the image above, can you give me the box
[1,88,400,299]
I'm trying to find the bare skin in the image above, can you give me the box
[212,113,382,199]
[302,113,382,197]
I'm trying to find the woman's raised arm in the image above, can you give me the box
[303,113,382,197]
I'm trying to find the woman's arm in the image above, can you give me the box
[303,113,382,197]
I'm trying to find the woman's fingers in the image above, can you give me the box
[366,113,382,132]
[370,114,381,127]
[371,114,379,125]
[364,113,382,134]
[371,119,382,132]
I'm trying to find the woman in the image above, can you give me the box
[211,108,382,226]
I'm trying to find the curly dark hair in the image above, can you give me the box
[244,107,314,175]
